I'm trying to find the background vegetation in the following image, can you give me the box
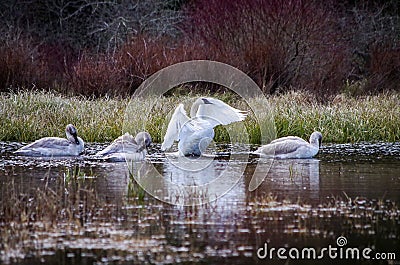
[0,0,399,100]
[1,91,399,143]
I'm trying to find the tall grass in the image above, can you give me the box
[0,166,144,262]
[271,92,400,143]
[0,91,127,142]
[0,91,399,143]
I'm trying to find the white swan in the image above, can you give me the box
[161,97,247,156]
[15,124,84,156]
[96,131,152,161]
[254,131,322,159]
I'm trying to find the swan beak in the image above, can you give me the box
[72,133,80,145]
[145,139,151,148]
[202,98,212,104]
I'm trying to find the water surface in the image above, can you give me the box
[1,142,399,264]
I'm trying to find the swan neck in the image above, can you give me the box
[190,99,201,118]
[310,136,321,148]
[310,140,320,148]
[66,131,80,145]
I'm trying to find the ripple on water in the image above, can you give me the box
[321,142,400,158]
[1,141,400,264]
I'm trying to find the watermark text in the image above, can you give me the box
[257,236,397,261]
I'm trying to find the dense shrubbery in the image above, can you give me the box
[184,0,351,98]
[0,0,399,99]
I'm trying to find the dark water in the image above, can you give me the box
[1,142,399,264]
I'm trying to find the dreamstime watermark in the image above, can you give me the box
[257,236,397,261]
[122,60,276,206]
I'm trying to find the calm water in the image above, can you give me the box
[1,142,399,264]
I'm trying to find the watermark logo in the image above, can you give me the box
[122,60,276,206]
[336,236,347,247]
[257,236,397,261]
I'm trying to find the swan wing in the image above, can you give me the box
[97,133,142,156]
[178,118,213,144]
[255,140,303,156]
[14,137,76,156]
[193,97,247,127]
[118,132,136,143]
[17,137,71,150]
[97,141,144,156]
[161,104,189,151]
[270,136,307,144]
[97,141,123,156]
[273,141,304,155]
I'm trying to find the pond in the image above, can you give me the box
[1,142,399,264]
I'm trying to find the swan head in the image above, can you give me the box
[66,124,80,145]
[310,131,322,147]
[135,132,152,148]
[189,97,214,117]
[201,98,213,104]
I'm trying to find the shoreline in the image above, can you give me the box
[1,91,399,143]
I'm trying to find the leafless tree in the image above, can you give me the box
[0,0,184,53]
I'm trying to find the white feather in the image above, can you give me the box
[254,131,322,159]
[161,97,247,156]
[161,104,189,151]
[14,124,84,156]
[191,97,247,127]
[96,132,151,161]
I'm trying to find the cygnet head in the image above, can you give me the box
[201,98,213,104]
[309,131,322,147]
[189,97,214,117]
[135,132,152,148]
[66,124,80,145]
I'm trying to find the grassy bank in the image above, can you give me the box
[0,91,399,143]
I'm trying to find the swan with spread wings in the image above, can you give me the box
[161,97,247,156]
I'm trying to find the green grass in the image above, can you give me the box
[270,92,400,143]
[0,91,128,142]
[0,90,399,143]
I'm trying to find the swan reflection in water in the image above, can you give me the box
[94,154,319,206]
[249,158,320,201]
[128,154,247,207]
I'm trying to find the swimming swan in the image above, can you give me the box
[96,132,152,161]
[161,97,247,156]
[15,124,84,156]
[254,131,322,159]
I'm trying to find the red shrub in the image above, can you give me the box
[0,38,41,91]
[117,36,208,92]
[183,0,352,99]
[65,53,126,97]
[66,36,204,96]
[366,44,400,93]
[0,35,76,92]
[116,37,176,91]
[2,0,397,98]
